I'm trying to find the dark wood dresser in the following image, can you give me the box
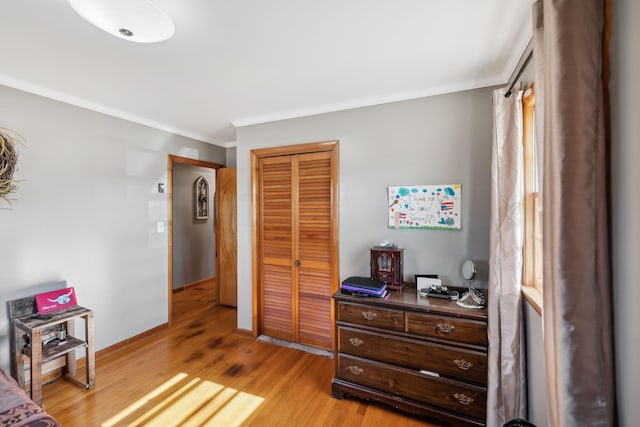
[332,288,488,426]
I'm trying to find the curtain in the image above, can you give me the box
[487,86,527,427]
[534,0,616,425]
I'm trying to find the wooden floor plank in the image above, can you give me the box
[43,281,439,426]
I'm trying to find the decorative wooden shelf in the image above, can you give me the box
[23,336,87,363]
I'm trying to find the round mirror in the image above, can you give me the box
[462,259,476,281]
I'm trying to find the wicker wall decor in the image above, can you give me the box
[0,128,24,205]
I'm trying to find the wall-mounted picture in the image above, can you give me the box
[388,184,461,230]
[195,176,209,219]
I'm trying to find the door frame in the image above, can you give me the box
[250,140,340,339]
[167,154,223,326]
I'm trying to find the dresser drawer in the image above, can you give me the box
[337,354,486,420]
[337,302,404,332]
[407,312,488,347]
[338,326,487,384]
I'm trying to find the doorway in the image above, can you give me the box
[167,155,222,325]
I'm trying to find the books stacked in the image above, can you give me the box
[340,276,389,299]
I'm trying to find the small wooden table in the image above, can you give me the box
[12,305,95,406]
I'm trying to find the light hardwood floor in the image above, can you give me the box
[43,281,438,426]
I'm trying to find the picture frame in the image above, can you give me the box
[414,274,441,290]
[195,176,209,219]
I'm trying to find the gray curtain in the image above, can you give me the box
[487,86,527,426]
[534,0,616,425]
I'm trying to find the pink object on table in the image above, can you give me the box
[35,287,77,314]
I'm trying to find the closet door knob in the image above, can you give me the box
[294,259,301,267]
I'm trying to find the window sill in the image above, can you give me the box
[521,286,542,315]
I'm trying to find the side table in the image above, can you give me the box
[12,305,95,406]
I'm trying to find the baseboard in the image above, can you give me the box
[52,279,214,368]
[94,323,169,360]
[235,328,254,338]
[31,323,168,386]
[173,276,216,293]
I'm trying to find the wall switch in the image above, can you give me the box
[158,183,165,193]
[157,221,165,233]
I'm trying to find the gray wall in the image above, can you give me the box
[0,84,226,372]
[172,163,216,289]
[235,87,495,331]
[225,146,237,168]
[611,0,640,425]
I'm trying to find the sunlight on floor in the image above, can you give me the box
[101,373,264,427]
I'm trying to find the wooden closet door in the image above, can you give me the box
[260,156,295,341]
[296,151,333,349]
[259,150,334,349]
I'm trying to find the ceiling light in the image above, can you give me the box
[66,0,175,43]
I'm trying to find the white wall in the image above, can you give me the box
[235,87,495,331]
[172,163,216,289]
[611,0,640,425]
[0,85,225,371]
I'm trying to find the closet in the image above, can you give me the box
[253,141,338,350]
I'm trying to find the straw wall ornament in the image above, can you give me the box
[0,127,25,205]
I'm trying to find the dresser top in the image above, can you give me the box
[333,286,488,322]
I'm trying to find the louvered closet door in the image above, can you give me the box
[259,151,334,349]
[296,151,333,349]
[260,156,295,341]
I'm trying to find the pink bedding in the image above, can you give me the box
[0,369,60,427]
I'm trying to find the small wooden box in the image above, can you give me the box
[370,247,404,289]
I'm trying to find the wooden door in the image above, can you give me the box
[216,168,237,307]
[296,152,333,348]
[257,143,337,350]
[260,156,295,340]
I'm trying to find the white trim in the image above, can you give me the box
[0,74,229,148]
[232,76,505,128]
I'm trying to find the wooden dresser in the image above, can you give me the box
[332,288,488,426]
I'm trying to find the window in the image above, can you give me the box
[522,85,543,312]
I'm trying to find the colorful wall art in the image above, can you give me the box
[388,184,461,230]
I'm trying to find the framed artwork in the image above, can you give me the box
[388,184,461,230]
[195,176,209,219]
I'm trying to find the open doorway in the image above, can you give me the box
[167,155,222,325]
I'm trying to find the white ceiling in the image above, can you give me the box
[0,1,532,147]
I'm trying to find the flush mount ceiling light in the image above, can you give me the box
[66,0,175,43]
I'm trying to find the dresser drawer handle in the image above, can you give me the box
[454,359,473,370]
[453,393,474,406]
[362,311,378,321]
[348,337,364,347]
[436,321,455,334]
[347,365,364,375]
